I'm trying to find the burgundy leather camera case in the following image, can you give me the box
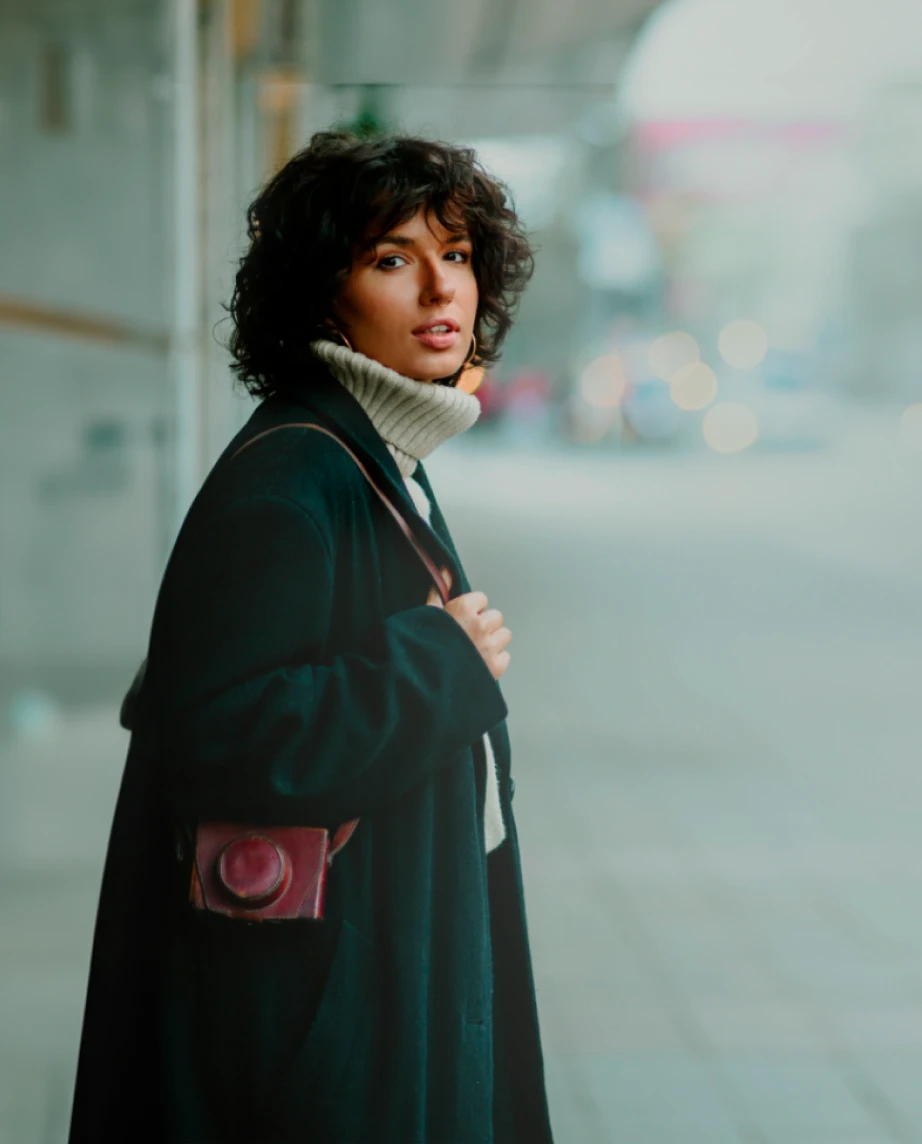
[190,822,332,921]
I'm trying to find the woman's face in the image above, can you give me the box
[331,206,478,383]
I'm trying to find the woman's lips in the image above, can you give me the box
[412,329,460,350]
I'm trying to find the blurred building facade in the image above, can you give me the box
[0,0,660,713]
[7,0,921,714]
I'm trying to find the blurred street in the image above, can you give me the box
[441,421,922,1144]
[3,421,922,1143]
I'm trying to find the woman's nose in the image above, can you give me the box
[420,260,454,305]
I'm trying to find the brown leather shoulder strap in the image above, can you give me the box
[230,421,457,855]
[231,421,450,605]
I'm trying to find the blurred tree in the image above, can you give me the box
[341,84,388,138]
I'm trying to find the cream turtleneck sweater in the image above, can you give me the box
[310,338,506,854]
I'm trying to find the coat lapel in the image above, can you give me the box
[272,364,514,778]
[407,463,472,593]
[412,460,513,783]
[254,358,463,588]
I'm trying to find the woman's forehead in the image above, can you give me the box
[362,201,470,247]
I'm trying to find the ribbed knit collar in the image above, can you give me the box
[309,339,481,478]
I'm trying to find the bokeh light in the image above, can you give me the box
[669,361,718,411]
[648,331,699,381]
[718,320,769,370]
[580,353,627,408]
[568,397,618,444]
[703,402,759,453]
[899,403,922,451]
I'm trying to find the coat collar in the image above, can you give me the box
[247,357,467,590]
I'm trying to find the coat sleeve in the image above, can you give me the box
[154,493,507,825]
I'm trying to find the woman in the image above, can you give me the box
[70,131,552,1143]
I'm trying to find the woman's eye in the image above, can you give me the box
[445,250,470,263]
[377,254,407,270]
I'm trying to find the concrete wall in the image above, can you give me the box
[0,0,172,701]
[0,0,657,707]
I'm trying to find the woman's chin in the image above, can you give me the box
[396,349,466,383]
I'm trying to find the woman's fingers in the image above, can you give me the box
[479,608,504,633]
[481,626,511,656]
[424,573,512,680]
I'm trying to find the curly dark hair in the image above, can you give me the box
[228,130,535,396]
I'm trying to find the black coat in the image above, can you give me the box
[69,359,553,1144]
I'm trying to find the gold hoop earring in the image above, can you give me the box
[325,322,354,352]
[463,335,478,369]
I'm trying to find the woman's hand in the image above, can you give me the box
[426,567,511,680]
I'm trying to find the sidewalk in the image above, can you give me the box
[4,428,922,1141]
[0,704,125,1142]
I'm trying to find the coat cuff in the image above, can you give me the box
[394,603,509,739]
